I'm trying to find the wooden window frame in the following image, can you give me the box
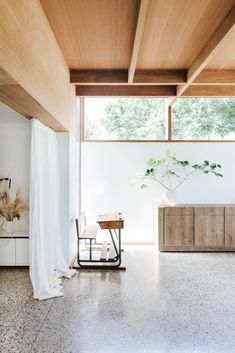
[80,97,235,143]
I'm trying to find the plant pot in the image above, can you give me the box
[5,221,14,234]
[163,190,178,206]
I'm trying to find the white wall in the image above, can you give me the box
[81,142,235,244]
[0,102,30,233]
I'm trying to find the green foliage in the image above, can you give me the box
[84,119,99,139]
[173,98,235,139]
[139,150,223,191]
[102,98,165,139]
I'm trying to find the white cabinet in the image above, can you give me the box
[0,237,29,266]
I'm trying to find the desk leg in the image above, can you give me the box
[114,229,124,252]
[108,229,119,257]
[89,239,92,261]
[118,229,121,265]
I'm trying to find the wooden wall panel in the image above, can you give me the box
[194,207,224,245]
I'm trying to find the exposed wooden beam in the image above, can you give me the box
[0,84,66,130]
[169,5,235,105]
[76,85,176,97]
[193,70,235,85]
[71,69,235,86]
[183,85,235,96]
[70,69,128,84]
[134,70,187,84]
[128,0,150,83]
[71,69,186,85]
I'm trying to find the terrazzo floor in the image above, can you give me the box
[1,248,235,353]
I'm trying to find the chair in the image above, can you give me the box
[75,212,117,268]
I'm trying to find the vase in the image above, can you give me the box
[13,218,19,233]
[5,221,14,234]
[163,190,178,206]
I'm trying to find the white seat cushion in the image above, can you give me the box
[80,224,99,239]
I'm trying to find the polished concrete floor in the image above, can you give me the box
[1,248,235,353]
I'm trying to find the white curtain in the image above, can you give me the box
[30,119,75,300]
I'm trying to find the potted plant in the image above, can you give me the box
[0,187,28,234]
[138,150,223,206]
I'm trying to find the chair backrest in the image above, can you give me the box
[76,211,87,238]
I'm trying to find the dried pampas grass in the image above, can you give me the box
[0,186,28,222]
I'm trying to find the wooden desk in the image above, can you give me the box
[96,217,125,270]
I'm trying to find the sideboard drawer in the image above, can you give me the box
[225,207,235,245]
[194,207,224,246]
[164,208,194,246]
[0,239,15,266]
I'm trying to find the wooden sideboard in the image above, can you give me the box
[158,205,235,252]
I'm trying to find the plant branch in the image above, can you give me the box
[153,177,169,191]
[173,170,197,191]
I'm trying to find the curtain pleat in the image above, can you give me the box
[29,119,75,300]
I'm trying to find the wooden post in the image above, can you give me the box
[165,102,172,141]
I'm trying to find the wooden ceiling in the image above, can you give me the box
[40,0,235,99]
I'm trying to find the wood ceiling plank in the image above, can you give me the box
[137,0,235,70]
[187,6,235,84]
[128,0,150,83]
[169,4,235,105]
[183,85,235,96]
[76,85,176,96]
[41,0,139,69]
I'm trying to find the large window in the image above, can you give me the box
[82,97,235,142]
[172,98,235,140]
[83,97,166,140]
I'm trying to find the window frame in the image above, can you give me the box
[80,97,235,143]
